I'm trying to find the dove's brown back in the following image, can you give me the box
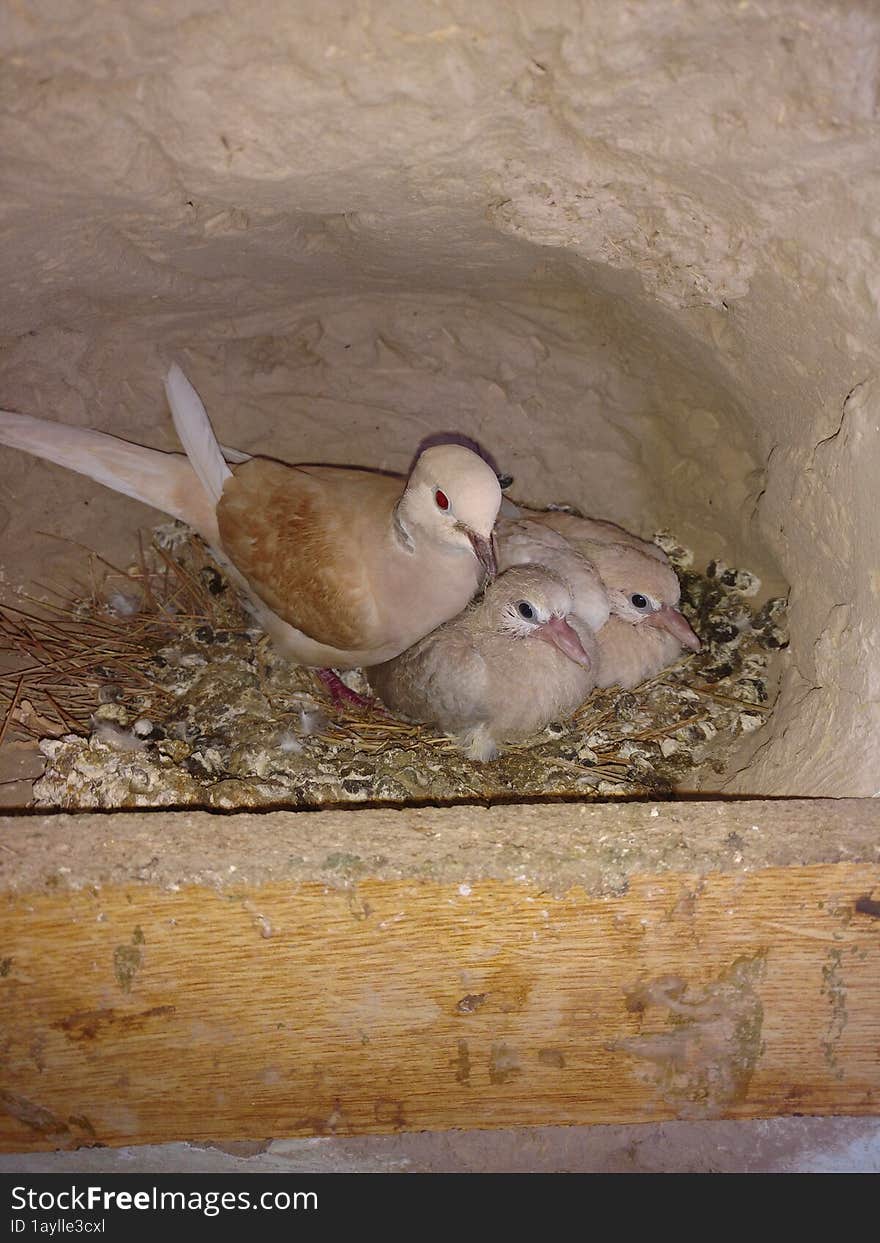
[217,459,403,650]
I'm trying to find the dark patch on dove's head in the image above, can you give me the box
[410,433,510,489]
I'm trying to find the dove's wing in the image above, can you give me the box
[418,633,491,731]
[369,625,491,733]
[164,364,232,505]
[217,459,403,651]
[595,616,683,689]
[497,518,572,562]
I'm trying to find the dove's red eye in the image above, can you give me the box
[434,489,449,510]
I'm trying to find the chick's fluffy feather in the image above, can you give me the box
[369,568,597,756]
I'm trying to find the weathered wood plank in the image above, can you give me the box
[2,850,879,1149]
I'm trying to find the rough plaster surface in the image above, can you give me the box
[1,800,878,897]
[0,0,877,795]
[1,1117,878,1174]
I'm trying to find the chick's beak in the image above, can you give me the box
[465,528,498,580]
[646,604,701,652]
[535,615,593,669]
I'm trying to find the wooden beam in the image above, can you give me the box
[0,801,878,1150]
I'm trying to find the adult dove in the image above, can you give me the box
[368,565,603,761]
[497,512,700,690]
[0,366,502,689]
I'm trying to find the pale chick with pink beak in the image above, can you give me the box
[368,566,602,761]
[497,513,701,690]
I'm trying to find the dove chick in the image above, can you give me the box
[497,513,700,690]
[368,566,598,761]
[495,518,611,631]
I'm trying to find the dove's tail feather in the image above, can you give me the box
[164,364,232,505]
[220,444,251,464]
[0,408,220,541]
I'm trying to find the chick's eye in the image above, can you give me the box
[434,489,449,510]
[517,601,535,620]
[630,593,649,610]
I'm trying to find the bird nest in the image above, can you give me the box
[0,522,788,810]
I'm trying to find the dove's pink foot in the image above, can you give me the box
[315,667,374,710]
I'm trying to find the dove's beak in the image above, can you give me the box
[646,604,701,652]
[535,615,593,669]
[465,528,498,580]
